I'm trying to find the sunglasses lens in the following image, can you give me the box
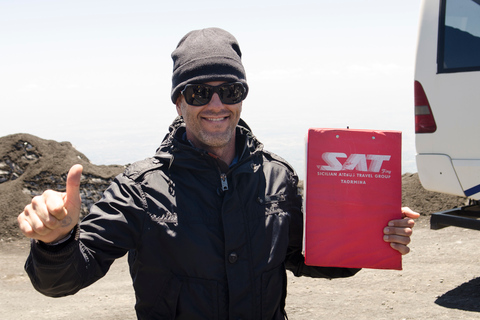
[182,83,245,106]
[184,85,212,106]
[219,83,245,104]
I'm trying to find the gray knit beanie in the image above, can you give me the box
[171,27,248,104]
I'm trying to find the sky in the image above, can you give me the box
[0,0,422,180]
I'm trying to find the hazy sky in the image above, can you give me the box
[0,0,421,180]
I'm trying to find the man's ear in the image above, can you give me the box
[175,97,183,116]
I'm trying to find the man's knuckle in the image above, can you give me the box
[31,196,42,207]
[43,189,55,196]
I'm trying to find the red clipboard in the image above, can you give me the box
[304,128,402,270]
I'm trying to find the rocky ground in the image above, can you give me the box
[1,133,478,319]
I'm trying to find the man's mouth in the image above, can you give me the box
[204,116,228,122]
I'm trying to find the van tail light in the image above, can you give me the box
[415,81,437,133]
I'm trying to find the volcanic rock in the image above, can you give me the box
[0,133,124,240]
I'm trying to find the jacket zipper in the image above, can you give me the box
[218,152,258,193]
[220,173,229,191]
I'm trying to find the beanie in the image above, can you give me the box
[171,27,248,104]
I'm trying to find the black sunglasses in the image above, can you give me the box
[181,82,246,106]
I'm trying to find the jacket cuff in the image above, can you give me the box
[30,225,79,266]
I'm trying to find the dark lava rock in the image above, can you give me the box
[0,133,125,240]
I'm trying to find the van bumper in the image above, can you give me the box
[416,154,480,200]
[416,154,465,197]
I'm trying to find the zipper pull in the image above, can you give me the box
[220,173,229,191]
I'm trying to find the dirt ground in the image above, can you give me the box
[2,216,480,320]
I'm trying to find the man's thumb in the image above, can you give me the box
[65,164,83,212]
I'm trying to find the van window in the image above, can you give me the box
[438,0,480,73]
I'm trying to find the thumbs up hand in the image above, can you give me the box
[18,164,83,244]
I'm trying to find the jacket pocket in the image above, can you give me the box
[261,264,287,319]
[145,274,182,320]
[175,276,220,320]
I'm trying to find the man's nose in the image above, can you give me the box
[207,93,224,108]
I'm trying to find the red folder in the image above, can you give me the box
[304,128,402,270]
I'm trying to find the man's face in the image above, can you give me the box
[176,81,242,151]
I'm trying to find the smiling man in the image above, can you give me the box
[170,28,248,167]
[18,28,419,320]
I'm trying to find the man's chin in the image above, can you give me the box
[198,132,234,148]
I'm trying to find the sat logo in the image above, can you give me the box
[319,153,391,173]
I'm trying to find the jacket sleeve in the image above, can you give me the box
[284,173,361,279]
[25,173,147,297]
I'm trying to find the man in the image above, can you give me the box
[18,28,419,319]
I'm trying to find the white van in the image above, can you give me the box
[415,0,480,228]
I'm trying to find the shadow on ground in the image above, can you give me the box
[435,277,480,312]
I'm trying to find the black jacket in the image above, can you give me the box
[26,117,359,319]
